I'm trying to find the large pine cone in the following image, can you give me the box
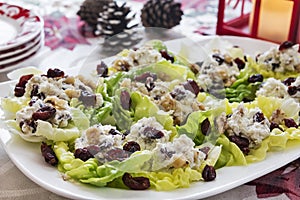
[77,0,112,31]
[141,0,183,29]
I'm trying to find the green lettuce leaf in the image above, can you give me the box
[177,104,225,145]
[215,134,247,168]
[248,57,300,80]
[69,108,90,130]
[54,141,153,187]
[130,91,177,137]
[133,60,195,81]
[135,167,202,191]
[0,97,29,119]
[225,65,262,102]
[35,121,80,142]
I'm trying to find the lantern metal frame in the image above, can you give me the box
[216,0,300,43]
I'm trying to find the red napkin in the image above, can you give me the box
[247,158,300,200]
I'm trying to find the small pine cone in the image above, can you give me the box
[96,1,140,53]
[96,2,138,37]
[77,0,112,31]
[141,0,183,29]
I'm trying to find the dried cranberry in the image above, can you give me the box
[234,58,245,70]
[41,142,58,166]
[79,91,97,107]
[122,173,150,190]
[284,118,298,128]
[228,135,250,154]
[14,74,34,97]
[119,61,130,72]
[47,68,65,78]
[212,54,224,65]
[202,165,216,181]
[32,106,56,121]
[14,87,26,97]
[86,145,101,156]
[120,90,131,110]
[145,77,155,91]
[143,127,164,139]
[74,147,94,161]
[104,148,130,162]
[272,63,280,70]
[270,122,283,132]
[96,61,108,77]
[183,79,201,96]
[30,85,39,98]
[17,74,34,87]
[248,74,263,83]
[201,118,211,136]
[134,72,157,83]
[123,141,141,153]
[160,50,174,63]
[199,146,211,160]
[29,120,37,133]
[170,88,186,101]
[279,41,295,51]
[283,77,296,86]
[109,129,120,135]
[253,112,265,122]
[288,86,298,96]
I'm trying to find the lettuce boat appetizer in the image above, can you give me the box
[0,39,300,192]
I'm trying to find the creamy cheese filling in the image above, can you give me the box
[256,44,300,73]
[152,134,206,171]
[226,104,270,148]
[126,117,171,150]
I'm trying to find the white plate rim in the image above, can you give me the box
[0,33,41,59]
[0,2,43,51]
[0,36,299,200]
[0,39,42,65]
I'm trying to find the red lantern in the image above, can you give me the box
[216,0,300,43]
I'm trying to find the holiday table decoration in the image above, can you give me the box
[216,0,300,43]
[141,0,184,29]
[77,0,112,33]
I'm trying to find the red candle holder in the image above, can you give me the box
[216,0,300,43]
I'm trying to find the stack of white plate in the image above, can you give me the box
[0,2,44,73]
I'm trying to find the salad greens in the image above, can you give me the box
[1,39,300,192]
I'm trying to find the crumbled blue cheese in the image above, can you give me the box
[126,117,171,150]
[113,45,163,70]
[25,76,69,100]
[75,124,124,163]
[256,78,289,99]
[197,57,240,91]
[16,97,72,135]
[120,78,203,125]
[226,104,270,148]
[256,44,300,73]
[290,77,300,101]
[24,74,103,107]
[256,77,300,103]
[75,124,123,149]
[165,85,204,125]
[151,134,206,171]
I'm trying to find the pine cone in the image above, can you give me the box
[141,0,183,29]
[96,2,138,37]
[96,1,141,54]
[77,0,112,31]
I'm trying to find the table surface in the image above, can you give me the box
[0,1,297,200]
